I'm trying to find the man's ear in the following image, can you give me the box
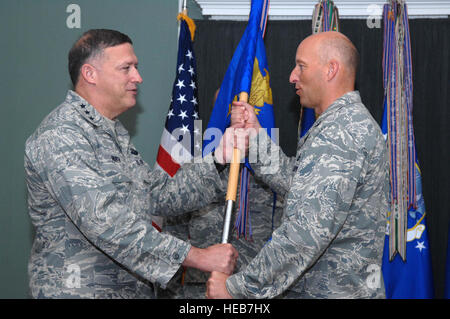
[326,60,339,81]
[80,63,97,85]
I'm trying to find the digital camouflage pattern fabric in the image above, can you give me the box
[226,91,389,298]
[25,90,224,298]
[161,171,284,299]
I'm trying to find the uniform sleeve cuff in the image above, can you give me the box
[170,240,191,265]
[225,273,248,299]
[154,236,192,289]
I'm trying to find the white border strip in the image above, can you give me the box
[195,0,450,18]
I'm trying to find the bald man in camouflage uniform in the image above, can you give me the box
[207,31,389,299]
[24,29,239,299]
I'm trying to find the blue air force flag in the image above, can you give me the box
[202,0,274,239]
[202,0,274,156]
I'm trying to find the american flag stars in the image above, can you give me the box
[156,18,200,176]
[177,94,187,105]
[163,30,200,156]
[186,49,193,60]
[178,109,188,120]
[175,79,185,90]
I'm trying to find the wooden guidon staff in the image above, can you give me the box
[221,92,249,243]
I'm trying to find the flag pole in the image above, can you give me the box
[221,92,248,243]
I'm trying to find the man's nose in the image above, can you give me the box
[289,67,298,84]
[132,67,143,84]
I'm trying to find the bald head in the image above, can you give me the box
[290,31,359,113]
[303,31,359,77]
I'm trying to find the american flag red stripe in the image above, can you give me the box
[156,144,181,178]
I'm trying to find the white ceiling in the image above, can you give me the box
[192,0,450,19]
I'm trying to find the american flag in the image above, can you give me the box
[156,16,200,177]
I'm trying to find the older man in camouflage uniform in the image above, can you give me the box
[207,31,389,299]
[24,29,239,298]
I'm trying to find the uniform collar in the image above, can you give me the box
[296,91,361,151]
[65,91,131,152]
[66,90,105,127]
[65,90,127,137]
[319,91,361,119]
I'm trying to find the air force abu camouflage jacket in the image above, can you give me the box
[226,91,389,298]
[24,90,224,298]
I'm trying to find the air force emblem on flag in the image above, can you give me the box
[227,57,273,118]
[249,57,272,115]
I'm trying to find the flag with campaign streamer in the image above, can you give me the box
[203,0,275,239]
[156,14,200,178]
[381,1,433,298]
[298,1,340,138]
